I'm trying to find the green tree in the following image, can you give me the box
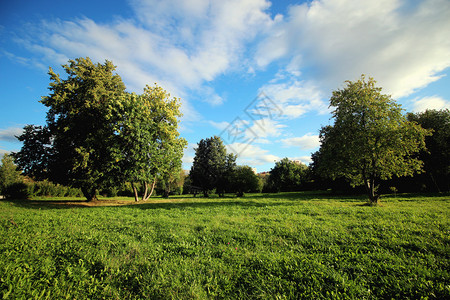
[268,158,309,192]
[114,86,186,201]
[13,57,126,201]
[407,109,450,192]
[190,136,236,197]
[231,165,262,197]
[315,75,430,204]
[0,154,23,195]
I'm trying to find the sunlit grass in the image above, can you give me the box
[1,192,449,299]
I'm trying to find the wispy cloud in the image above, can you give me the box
[281,133,320,150]
[256,0,450,99]
[11,0,275,124]
[412,96,450,112]
[0,127,23,142]
[226,142,279,166]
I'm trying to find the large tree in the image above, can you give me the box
[189,136,236,197]
[40,57,127,201]
[407,109,450,192]
[314,75,430,204]
[114,85,186,201]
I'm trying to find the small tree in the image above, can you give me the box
[231,166,262,197]
[190,136,236,197]
[268,158,309,192]
[0,154,23,196]
[315,75,430,204]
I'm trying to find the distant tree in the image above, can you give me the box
[0,154,23,195]
[268,158,309,192]
[314,75,431,204]
[190,136,236,197]
[407,109,450,192]
[231,165,262,197]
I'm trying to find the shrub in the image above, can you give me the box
[3,182,31,199]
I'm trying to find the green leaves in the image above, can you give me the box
[316,75,431,203]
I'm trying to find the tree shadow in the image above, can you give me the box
[1,191,372,211]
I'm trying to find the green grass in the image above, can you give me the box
[1,192,449,299]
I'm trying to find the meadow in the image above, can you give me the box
[0,192,449,299]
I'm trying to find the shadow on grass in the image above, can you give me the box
[1,191,368,211]
[4,191,446,211]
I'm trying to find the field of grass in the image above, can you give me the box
[1,192,449,299]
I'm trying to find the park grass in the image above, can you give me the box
[0,192,449,299]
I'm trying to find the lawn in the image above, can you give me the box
[1,192,449,299]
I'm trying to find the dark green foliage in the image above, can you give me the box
[0,193,448,299]
[190,136,236,197]
[12,58,127,201]
[12,125,52,181]
[2,182,30,199]
[231,165,263,196]
[407,109,450,192]
[268,158,309,192]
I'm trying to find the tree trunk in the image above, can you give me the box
[364,177,379,205]
[142,179,156,201]
[131,182,139,202]
[82,187,98,202]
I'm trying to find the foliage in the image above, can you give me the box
[0,192,448,299]
[12,125,52,181]
[0,154,23,196]
[189,136,236,197]
[12,58,126,201]
[114,85,186,200]
[407,109,450,192]
[268,158,309,192]
[231,165,263,196]
[12,58,186,202]
[314,75,431,204]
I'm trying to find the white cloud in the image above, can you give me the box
[259,75,329,118]
[281,133,320,150]
[208,121,230,131]
[226,142,279,166]
[0,127,23,142]
[288,156,313,165]
[412,96,450,112]
[256,0,450,98]
[13,0,275,125]
[247,118,286,139]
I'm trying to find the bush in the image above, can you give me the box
[3,182,31,199]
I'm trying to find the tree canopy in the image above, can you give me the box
[407,109,450,192]
[13,57,186,201]
[268,158,309,192]
[313,75,430,204]
[189,136,236,197]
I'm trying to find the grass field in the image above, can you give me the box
[1,192,449,299]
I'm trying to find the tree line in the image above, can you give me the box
[185,76,448,203]
[1,57,448,204]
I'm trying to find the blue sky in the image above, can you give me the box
[1,0,449,172]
